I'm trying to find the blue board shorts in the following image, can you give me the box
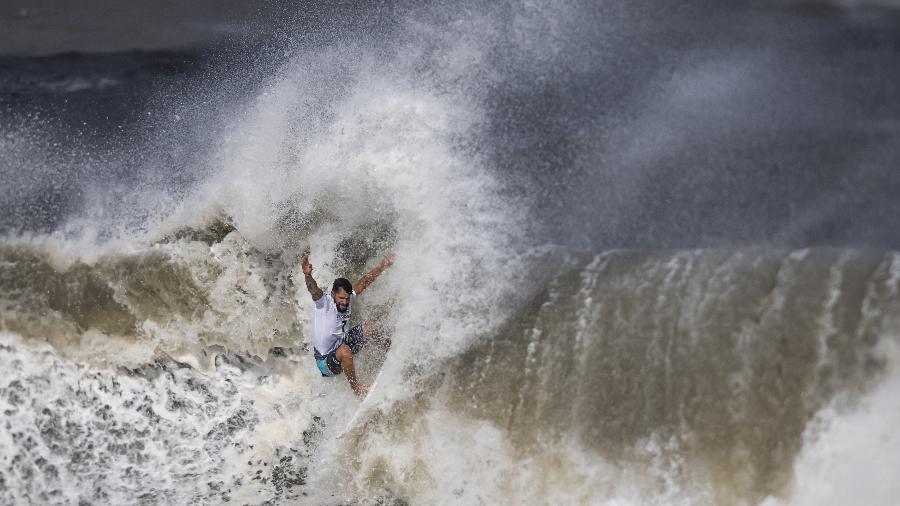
[314,324,365,377]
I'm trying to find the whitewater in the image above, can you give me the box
[3,1,900,505]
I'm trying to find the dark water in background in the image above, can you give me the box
[2,0,900,250]
[2,1,900,505]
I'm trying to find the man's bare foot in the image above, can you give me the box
[352,384,369,397]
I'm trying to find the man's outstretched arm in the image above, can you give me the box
[353,252,395,295]
[301,255,324,301]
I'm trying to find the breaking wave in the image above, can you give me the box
[4,234,900,504]
[2,2,900,505]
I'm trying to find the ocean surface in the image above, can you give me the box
[2,1,900,504]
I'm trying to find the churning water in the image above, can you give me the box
[2,1,900,504]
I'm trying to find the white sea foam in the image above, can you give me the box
[763,337,900,506]
[0,331,323,504]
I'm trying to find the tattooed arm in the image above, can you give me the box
[301,255,324,301]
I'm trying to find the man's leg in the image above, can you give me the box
[335,344,368,397]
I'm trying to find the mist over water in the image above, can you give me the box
[2,1,900,504]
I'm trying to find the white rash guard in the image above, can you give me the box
[311,291,356,356]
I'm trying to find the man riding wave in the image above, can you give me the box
[300,252,394,396]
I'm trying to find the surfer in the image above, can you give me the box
[300,252,394,396]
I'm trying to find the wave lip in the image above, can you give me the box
[0,223,301,365]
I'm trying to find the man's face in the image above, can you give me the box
[332,289,351,313]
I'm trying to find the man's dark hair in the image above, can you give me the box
[332,278,353,294]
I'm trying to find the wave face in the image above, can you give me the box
[4,1,900,505]
[342,249,900,504]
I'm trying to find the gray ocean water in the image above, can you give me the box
[2,1,900,504]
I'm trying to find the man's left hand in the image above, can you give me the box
[380,251,396,269]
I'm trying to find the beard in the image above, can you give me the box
[336,303,349,313]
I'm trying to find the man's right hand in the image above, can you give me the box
[301,255,323,301]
